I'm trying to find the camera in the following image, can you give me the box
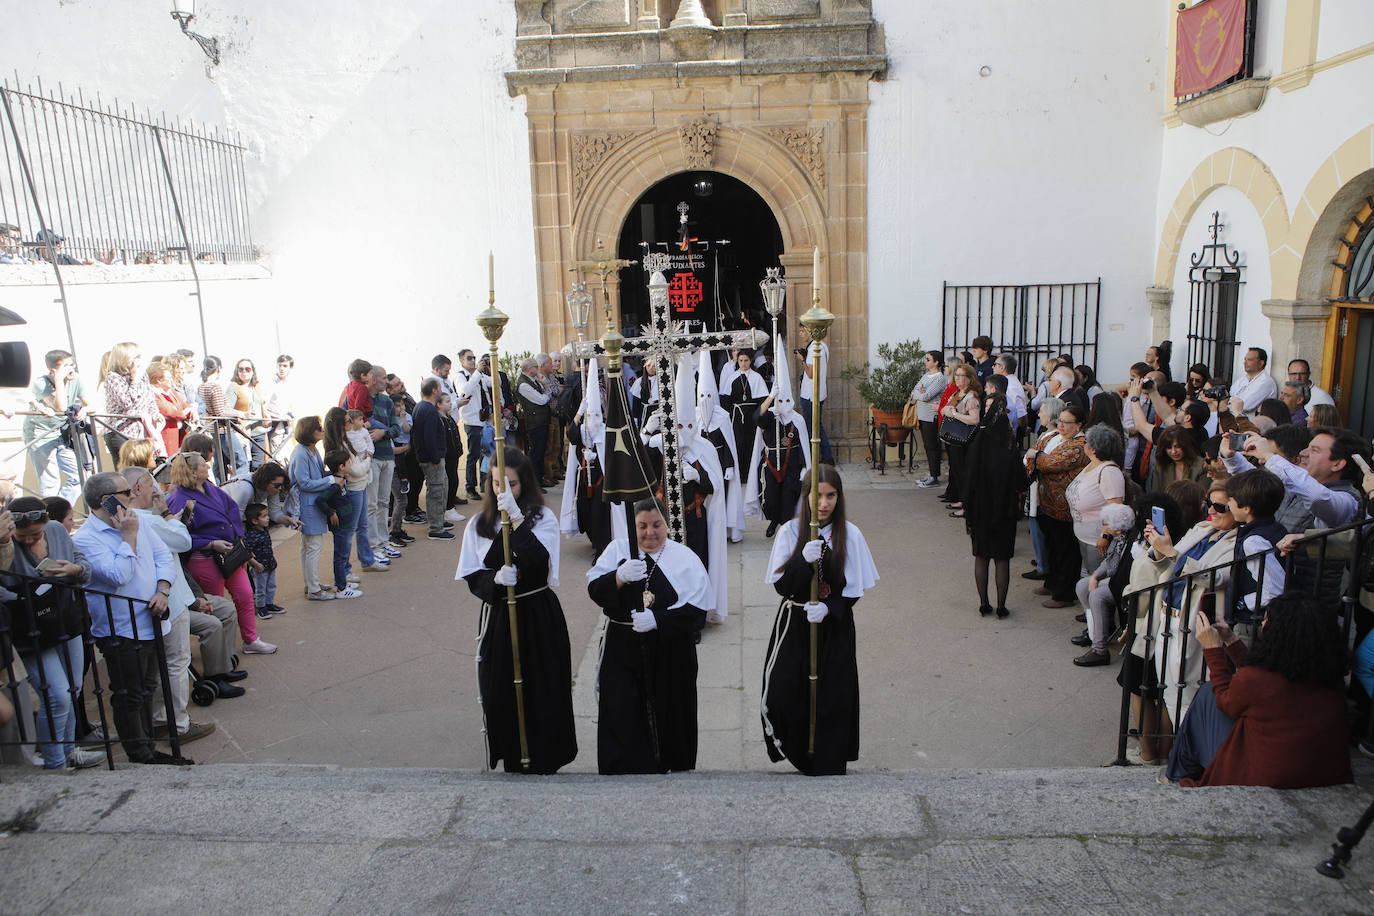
[1202,386,1228,401]
[1140,378,1154,392]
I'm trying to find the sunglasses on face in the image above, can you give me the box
[1210,502,1230,514]
[11,509,48,526]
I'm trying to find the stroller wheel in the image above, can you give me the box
[191,680,219,707]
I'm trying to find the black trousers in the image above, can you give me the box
[96,636,160,763]
[1037,513,1082,601]
[526,423,549,482]
[919,419,942,479]
[464,423,484,495]
[444,451,461,510]
[943,442,966,500]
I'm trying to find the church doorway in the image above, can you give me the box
[1329,197,1374,438]
[615,171,785,334]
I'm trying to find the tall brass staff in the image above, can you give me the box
[476,254,531,773]
[800,246,835,757]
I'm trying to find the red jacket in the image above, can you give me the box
[339,380,372,416]
[935,382,957,425]
[1185,643,1352,789]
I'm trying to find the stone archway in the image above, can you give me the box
[1153,147,1289,290]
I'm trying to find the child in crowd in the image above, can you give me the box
[318,447,362,598]
[342,408,385,572]
[42,496,74,532]
[1072,503,1138,667]
[389,393,415,549]
[244,502,283,619]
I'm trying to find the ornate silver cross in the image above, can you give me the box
[566,262,768,541]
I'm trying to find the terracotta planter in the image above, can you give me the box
[870,407,909,443]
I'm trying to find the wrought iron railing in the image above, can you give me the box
[1115,516,1373,766]
[941,280,1102,378]
[0,76,256,266]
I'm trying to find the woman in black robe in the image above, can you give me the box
[587,497,714,774]
[961,379,1028,618]
[564,419,611,555]
[728,351,768,469]
[458,447,577,774]
[762,465,880,775]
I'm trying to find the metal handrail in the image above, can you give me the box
[1114,515,1372,765]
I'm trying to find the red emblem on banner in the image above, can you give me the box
[668,272,704,314]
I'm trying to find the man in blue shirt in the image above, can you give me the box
[71,472,190,765]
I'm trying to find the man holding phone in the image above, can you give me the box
[1220,427,1367,531]
[71,472,190,765]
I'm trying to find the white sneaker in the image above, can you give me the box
[306,590,336,601]
[916,475,937,488]
[382,547,402,559]
[346,578,361,588]
[66,747,105,769]
[362,562,390,572]
[444,508,466,523]
[334,587,364,599]
[243,638,278,654]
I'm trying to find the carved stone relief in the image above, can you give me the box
[679,116,720,169]
[762,126,825,189]
[564,0,632,31]
[572,130,640,199]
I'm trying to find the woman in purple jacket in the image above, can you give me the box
[164,452,276,655]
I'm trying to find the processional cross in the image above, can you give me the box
[566,249,768,540]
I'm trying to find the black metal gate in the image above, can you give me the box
[1186,211,1244,383]
[941,279,1102,375]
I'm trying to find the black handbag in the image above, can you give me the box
[215,538,252,578]
[938,417,976,447]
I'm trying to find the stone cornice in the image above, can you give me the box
[506,55,887,95]
[1175,77,1269,129]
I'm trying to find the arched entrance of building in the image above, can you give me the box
[1324,181,1374,438]
[614,171,785,333]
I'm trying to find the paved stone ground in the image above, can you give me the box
[106,460,1123,772]
[2,763,1373,914]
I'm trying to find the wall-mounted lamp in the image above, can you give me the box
[171,3,221,66]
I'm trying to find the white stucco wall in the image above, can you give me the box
[0,0,539,396]
[866,0,1166,381]
[1168,185,1273,381]
[1317,0,1374,61]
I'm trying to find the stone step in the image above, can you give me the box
[2,763,1371,913]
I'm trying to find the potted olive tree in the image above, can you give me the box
[840,339,926,443]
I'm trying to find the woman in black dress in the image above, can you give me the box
[587,497,714,774]
[762,465,880,775]
[457,447,577,774]
[962,376,1027,618]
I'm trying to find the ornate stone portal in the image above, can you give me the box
[505,0,886,455]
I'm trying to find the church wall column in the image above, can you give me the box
[722,0,747,27]
[1145,286,1173,351]
[1261,298,1332,382]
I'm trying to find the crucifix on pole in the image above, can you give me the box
[566,250,768,541]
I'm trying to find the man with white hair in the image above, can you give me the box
[1048,365,1088,415]
[516,354,553,488]
[121,467,244,745]
[993,354,1027,431]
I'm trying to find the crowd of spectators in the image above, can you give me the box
[911,336,1374,788]
[0,341,576,768]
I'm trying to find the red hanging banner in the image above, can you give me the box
[1175,0,1249,98]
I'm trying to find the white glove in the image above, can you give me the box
[724,467,734,481]
[646,434,663,451]
[682,463,700,483]
[805,601,828,624]
[799,465,808,482]
[618,558,648,583]
[496,489,523,525]
[642,413,662,435]
[493,565,518,587]
[631,609,658,633]
[801,539,824,563]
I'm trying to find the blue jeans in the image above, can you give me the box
[333,489,372,587]
[22,635,84,769]
[28,432,82,504]
[352,488,378,567]
[797,398,834,464]
[1028,515,1048,573]
[250,568,277,608]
